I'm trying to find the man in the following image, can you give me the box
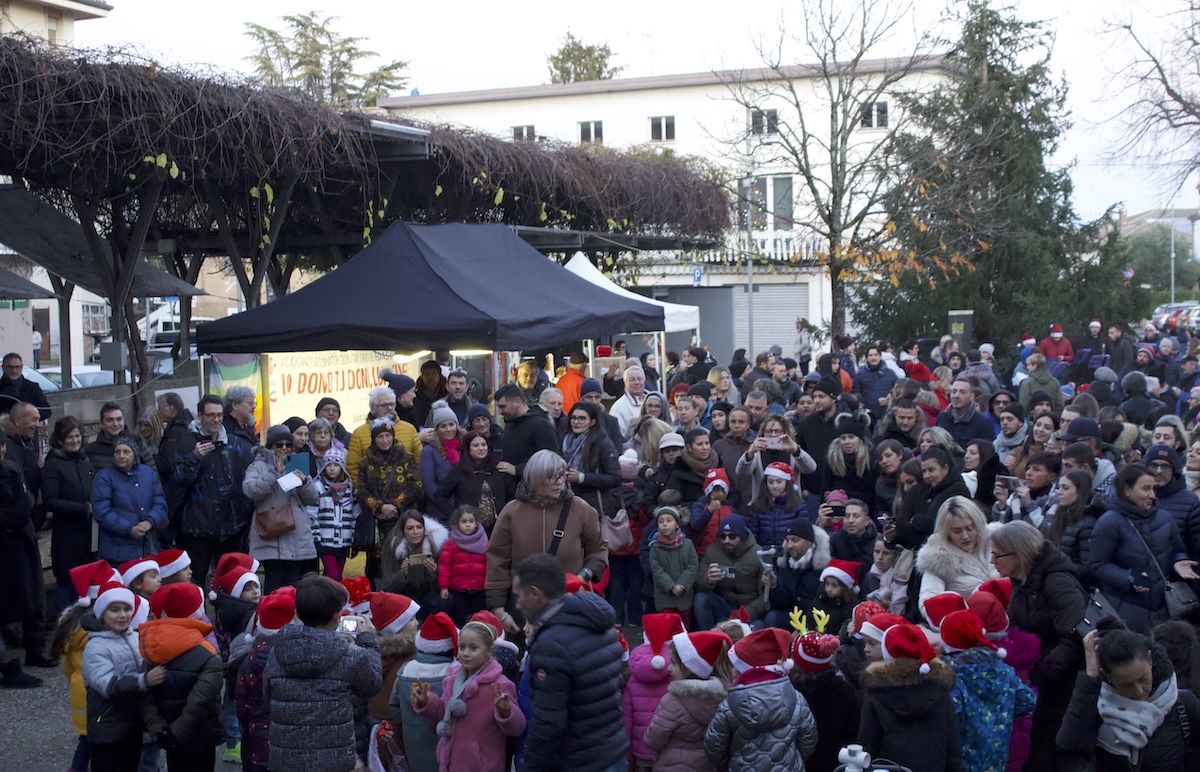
[413,360,448,427]
[936,376,996,448]
[610,365,649,437]
[156,392,194,544]
[1144,445,1200,560]
[1061,440,1116,500]
[1018,353,1063,414]
[668,347,711,389]
[874,399,924,450]
[693,515,766,630]
[796,378,844,497]
[852,345,898,421]
[467,402,503,454]
[556,351,589,413]
[740,352,773,399]
[515,553,627,772]
[537,386,564,428]
[713,406,756,510]
[612,340,627,357]
[171,395,254,588]
[222,386,260,478]
[514,361,547,407]
[1109,323,1136,375]
[85,402,154,472]
[0,430,50,670]
[346,386,421,487]
[742,390,770,429]
[315,396,353,447]
[0,353,49,420]
[764,520,830,629]
[578,378,622,441]
[992,403,1028,467]
[772,361,802,410]
[5,402,42,497]
[885,447,969,550]
[1038,323,1074,362]
[494,383,557,479]
[444,369,477,425]
[829,499,877,588]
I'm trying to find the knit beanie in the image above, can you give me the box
[315,397,341,417]
[265,424,293,447]
[1093,366,1118,384]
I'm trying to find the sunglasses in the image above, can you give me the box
[719,533,740,540]
[272,441,291,449]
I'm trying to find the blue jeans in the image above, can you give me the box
[694,592,733,631]
[608,554,644,626]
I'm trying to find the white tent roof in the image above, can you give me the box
[564,253,700,333]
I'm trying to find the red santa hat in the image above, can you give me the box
[131,595,150,630]
[704,467,730,495]
[153,548,191,579]
[939,609,1005,657]
[214,552,261,580]
[94,580,136,619]
[859,612,907,644]
[150,582,204,621]
[1089,319,1102,328]
[642,613,686,670]
[976,578,1012,609]
[763,462,794,483]
[820,559,861,594]
[340,576,372,615]
[70,560,120,606]
[967,590,1010,636]
[672,630,731,679]
[251,588,297,639]
[415,612,458,654]
[118,558,159,588]
[791,631,841,674]
[470,610,507,643]
[1021,334,1036,347]
[921,592,968,631]
[209,566,259,602]
[851,601,886,639]
[881,622,937,674]
[367,592,420,637]
[728,628,794,675]
[1050,323,1064,334]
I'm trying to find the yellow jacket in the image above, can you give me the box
[63,627,88,736]
[347,417,421,488]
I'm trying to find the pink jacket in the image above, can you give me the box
[414,658,525,772]
[622,644,674,759]
[999,628,1042,772]
[643,677,728,772]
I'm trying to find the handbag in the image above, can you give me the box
[1075,587,1120,639]
[597,495,633,551]
[255,502,296,540]
[1127,522,1200,620]
[353,461,399,549]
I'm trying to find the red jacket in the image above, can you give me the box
[438,537,487,592]
[1038,336,1074,362]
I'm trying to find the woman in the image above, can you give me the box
[822,413,877,511]
[816,353,850,394]
[874,439,906,516]
[736,413,817,505]
[1186,439,1200,493]
[915,496,998,607]
[432,430,515,532]
[625,392,668,446]
[305,417,345,477]
[357,418,423,585]
[242,425,320,593]
[283,416,309,453]
[421,401,465,521]
[963,438,1001,509]
[639,351,661,388]
[918,426,958,460]
[706,366,741,406]
[1088,463,1200,632]
[562,401,622,518]
[1008,413,1058,479]
[91,436,167,565]
[708,400,732,442]
[379,509,448,609]
[630,415,673,468]
[930,366,953,410]
[990,520,1088,769]
[135,406,163,455]
[484,450,608,636]
[1048,469,1104,587]
[41,417,95,609]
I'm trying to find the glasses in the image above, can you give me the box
[719,533,740,541]
[569,414,590,422]
[547,473,566,484]
[991,551,1013,560]
[1148,462,1173,471]
[272,441,291,449]
[202,411,223,419]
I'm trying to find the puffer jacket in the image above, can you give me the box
[138,617,223,748]
[1088,497,1189,632]
[1009,543,1088,692]
[859,657,963,772]
[643,677,727,772]
[171,421,253,541]
[263,624,382,772]
[390,651,453,772]
[649,532,699,610]
[211,589,257,664]
[91,461,167,563]
[704,673,818,771]
[623,643,674,760]
[310,475,358,550]
[523,591,628,772]
[82,612,148,744]
[63,626,89,736]
[946,648,1036,772]
[852,362,898,419]
[1155,474,1200,560]
[1057,506,1101,588]
[437,533,487,592]
[235,632,283,772]
[242,449,320,562]
[696,532,768,621]
[747,498,809,549]
[1056,645,1200,772]
[768,527,832,615]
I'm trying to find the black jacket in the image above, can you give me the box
[796,409,843,490]
[42,447,95,580]
[157,411,195,527]
[431,460,516,522]
[859,658,962,772]
[665,457,707,506]
[569,434,622,517]
[499,407,558,477]
[5,432,40,501]
[86,431,155,474]
[140,633,224,748]
[171,425,253,541]
[221,415,259,480]
[830,523,878,588]
[822,456,878,513]
[0,458,37,626]
[1009,543,1087,692]
[0,375,50,420]
[792,667,861,772]
[891,471,971,551]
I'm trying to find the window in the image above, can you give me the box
[738,176,794,231]
[750,109,778,136]
[861,101,889,129]
[512,125,535,142]
[650,115,675,142]
[82,303,109,336]
[738,177,768,230]
[579,121,603,144]
[46,14,61,45]
[773,176,794,231]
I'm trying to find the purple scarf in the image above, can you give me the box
[450,527,488,554]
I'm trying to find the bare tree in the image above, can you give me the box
[721,0,944,334]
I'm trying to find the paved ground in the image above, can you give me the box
[0,657,81,772]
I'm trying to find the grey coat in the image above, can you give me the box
[82,615,149,744]
[242,449,320,562]
[704,675,818,771]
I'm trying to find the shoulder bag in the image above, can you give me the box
[1075,587,1120,639]
[596,494,633,552]
[255,501,296,540]
[1128,521,1199,620]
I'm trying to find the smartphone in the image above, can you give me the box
[763,437,783,450]
[997,475,1021,492]
[409,553,430,567]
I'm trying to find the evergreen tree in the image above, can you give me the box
[547,31,623,84]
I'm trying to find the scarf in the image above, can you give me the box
[443,437,461,466]
[788,549,815,571]
[1097,673,1177,764]
[562,430,589,470]
[656,529,685,549]
[437,662,488,738]
[683,443,718,476]
[324,478,351,507]
[1186,470,1200,494]
[450,526,488,554]
[994,424,1028,459]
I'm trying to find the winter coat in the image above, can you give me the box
[830,523,879,587]
[370,633,415,723]
[138,617,224,748]
[211,589,257,664]
[357,443,423,517]
[643,677,727,772]
[432,461,516,523]
[748,498,809,549]
[736,448,817,508]
[1156,475,1200,560]
[853,362,899,419]
[412,658,525,772]
[567,433,623,518]
[696,532,768,620]
[822,457,879,512]
[484,486,608,609]
[223,415,260,478]
[419,446,457,519]
[522,591,629,772]
[497,407,559,478]
[916,527,998,607]
[0,458,38,627]
[860,657,962,772]
[1009,543,1087,692]
[82,613,148,744]
[768,527,833,615]
[347,417,421,489]
[242,449,321,563]
[263,624,382,772]
[796,409,843,489]
[438,534,487,592]
[380,516,449,598]
[623,643,674,760]
[892,471,971,551]
[649,533,699,610]
[1018,368,1064,414]
[665,456,710,505]
[1057,501,1105,588]
[1056,646,1200,772]
[1088,497,1189,632]
[310,475,358,550]
[235,632,283,772]
[690,496,737,558]
[157,411,194,523]
[713,432,755,510]
[42,447,95,582]
[64,626,89,736]
[390,652,453,772]
[936,405,998,449]
[792,667,861,772]
[704,673,818,771]
[946,648,1036,772]
[171,421,253,541]
[91,461,167,563]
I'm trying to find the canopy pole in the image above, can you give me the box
[658,332,667,393]
[586,339,596,381]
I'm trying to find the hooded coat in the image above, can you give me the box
[791,667,861,772]
[413,658,525,772]
[1019,368,1064,414]
[138,617,224,748]
[768,526,833,616]
[859,657,963,772]
[704,672,818,771]
[946,647,1036,772]
[623,643,675,760]
[235,631,286,772]
[1120,371,1157,428]
[643,677,728,772]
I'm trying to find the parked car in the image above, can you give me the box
[1153,301,1200,331]
[36,367,84,389]
[24,365,60,392]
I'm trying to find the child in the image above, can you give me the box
[746,462,808,549]
[411,620,525,772]
[623,613,685,771]
[151,583,219,651]
[311,447,358,581]
[833,600,884,695]
[263,575,382,771]
[235,588,297,772]
[209,565,262,764]
[789,631,860,772]
[438,505,489,625]
[390,612,458,772]
[689,468,734,557]
[814,558,861,634]
[939,609,1035,772]
[859,622,962,772]
[865,537,908,615]
[342,575,372,615]
[644,630,732,772]
[704,628,817,769]
[649,505,699,627]
[470,610,520,685]
[119,557,161,601]
[366,591,421,724]
[138,614,225,772]
[154,549,193,585]
[82,580,166,771]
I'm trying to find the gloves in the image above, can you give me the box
[156,727,178,751]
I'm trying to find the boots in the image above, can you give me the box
[0,657,42,688]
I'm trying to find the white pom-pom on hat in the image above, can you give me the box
[651,654,666,670]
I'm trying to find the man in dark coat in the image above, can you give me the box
[796,378,845,496]
[1107,323,1136,376]
[5,401,42,497]
[1145,444,1200,560]
[851,346,898,422]
[494,384,557,480]
[935,376,996,448]
[0,440,51,668]
[0,353,50,420]
[85,402,155,473]
[515,553,628,772]
[156,393,194,544]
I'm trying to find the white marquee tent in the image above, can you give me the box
[564,252,699,333]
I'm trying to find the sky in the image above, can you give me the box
[70,0,1199,222]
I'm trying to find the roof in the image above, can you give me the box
[0,265,56,299]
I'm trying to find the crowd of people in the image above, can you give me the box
[7,316,1200,771]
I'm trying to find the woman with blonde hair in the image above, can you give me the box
[915,495,997,607]
[706,366,741,405]
[631,417,674,467]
